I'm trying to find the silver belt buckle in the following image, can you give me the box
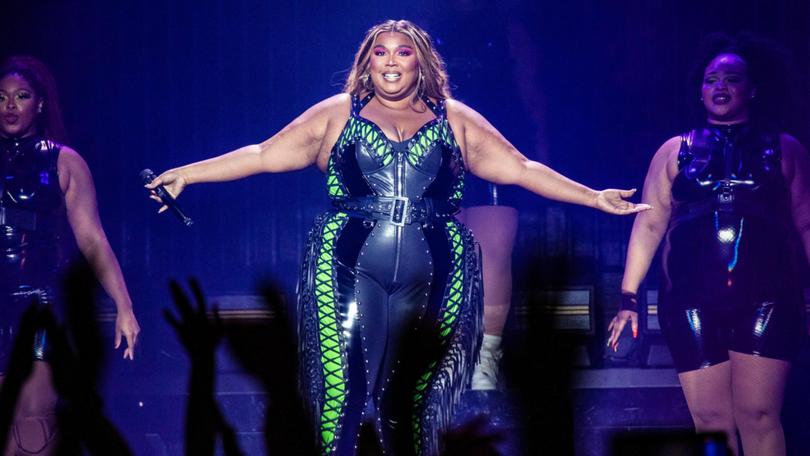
[389,196,410,226]
[717,182,734,204]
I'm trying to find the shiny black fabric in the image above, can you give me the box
[0,135,69,371]
[660,124,805,373]
[298,94,482,455]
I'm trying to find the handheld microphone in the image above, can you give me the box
[140,168,194,226]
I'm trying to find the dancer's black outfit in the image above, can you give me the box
[660,124,805,373]
[298,93,482,455]
[0,135,71,370]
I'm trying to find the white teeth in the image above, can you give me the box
[383,73,401,81]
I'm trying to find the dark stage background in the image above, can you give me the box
[4,0,809,295]
[3,1,810,454]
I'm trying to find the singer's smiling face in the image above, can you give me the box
[368,32,420,101]
[0,73,40,139]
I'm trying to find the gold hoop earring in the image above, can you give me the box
[361,73,373,91]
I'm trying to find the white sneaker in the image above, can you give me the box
[471,334,502,391]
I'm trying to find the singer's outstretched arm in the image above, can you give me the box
[148,94,352,201]
[59,146,141,359]
[446,100,650,214]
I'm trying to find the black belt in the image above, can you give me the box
[333,196,458,226]
[0,206,37,231]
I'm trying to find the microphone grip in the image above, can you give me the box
[162,191,194,226]
[141,168,194,226]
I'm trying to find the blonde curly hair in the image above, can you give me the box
[344,20,451,103]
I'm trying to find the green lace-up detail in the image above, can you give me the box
[337,116,393,165]
[326,156,347,198]
[406,119,458,166]
[410,220,466,454]
[314,212,349,452]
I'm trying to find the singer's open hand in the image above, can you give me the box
[146,170,188,213]
[594,188,652,215]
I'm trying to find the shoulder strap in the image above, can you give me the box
[352,92,374,116]
[33,139,61,174]
[47,140,62,174]
[422,96,443,117]
[681,129,694,149]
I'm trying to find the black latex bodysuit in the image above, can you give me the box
[0,135,70,370]
[298,94,482,455]
[659,124,805,373]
